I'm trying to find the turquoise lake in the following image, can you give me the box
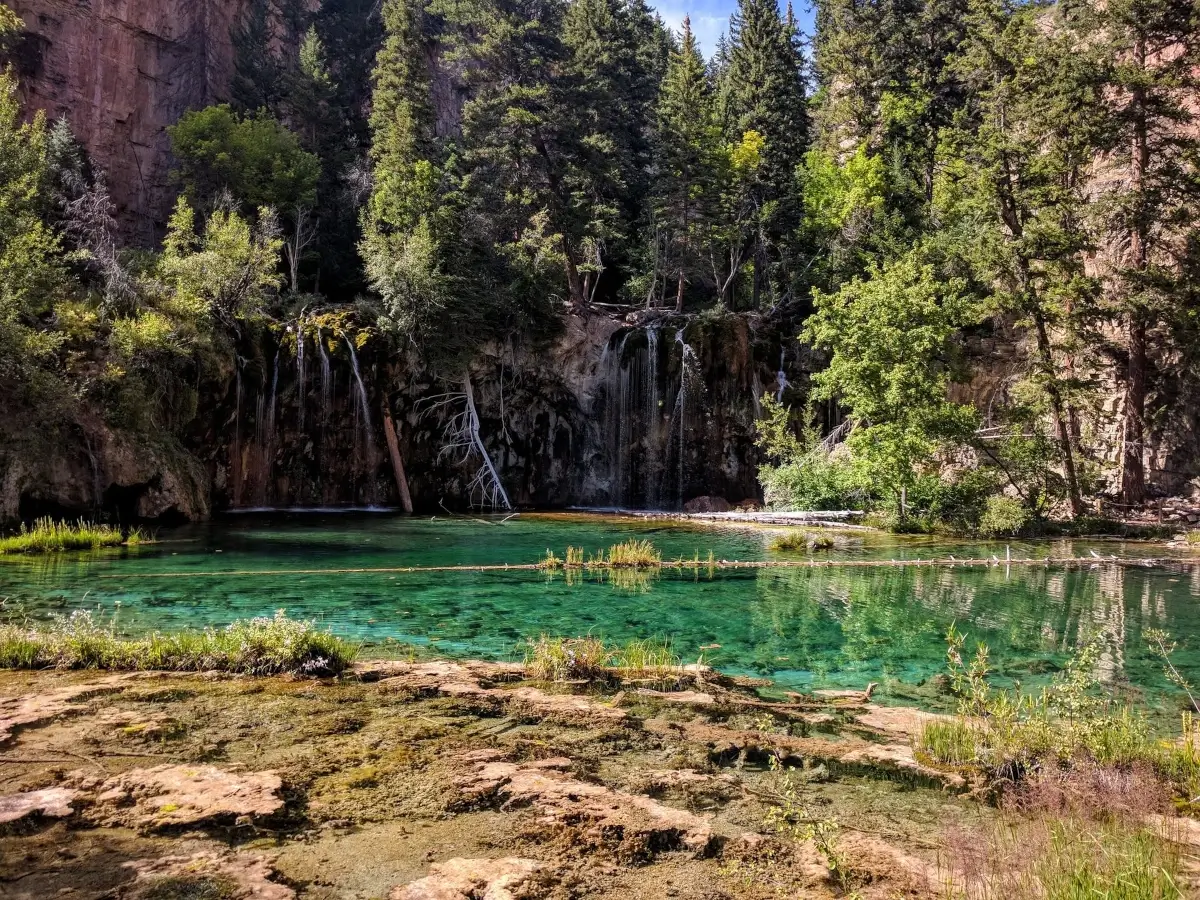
[1,512,1198,711]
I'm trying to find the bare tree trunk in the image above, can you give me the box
[675,270,685,313]
[561,238,586,310]
[463,372,511,510]
[1122,34,1150,507]
[1032,312,1084,517]
[381,400,413,514]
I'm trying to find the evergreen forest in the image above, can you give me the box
[1,0,1198,530]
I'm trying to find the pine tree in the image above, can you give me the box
[716,0,808,308]
[230,0,280,113]
[720,0,807,182]
[654,16,722,311]
[562,0,654,286]
[1096,0,1200,504]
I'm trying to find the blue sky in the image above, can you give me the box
[650,0,816,56]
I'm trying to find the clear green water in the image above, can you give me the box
[1,512,1198,710]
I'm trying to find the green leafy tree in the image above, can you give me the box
[0,70,69,381]
[804,251,979,509]
[156,197,283,331]
[168,105,320,215]
[169,105,318,292]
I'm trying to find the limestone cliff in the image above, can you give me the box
[8,0,247,242]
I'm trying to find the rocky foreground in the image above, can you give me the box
[0,661,1193,899]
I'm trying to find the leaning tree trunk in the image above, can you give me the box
[462,372,511,511]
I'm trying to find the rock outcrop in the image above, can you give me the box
[8,0,247,242]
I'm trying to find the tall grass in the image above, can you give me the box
[917,627,1200,804]
[523,634,681,681]
[0,517,145,554]
[0,610,354,676]
[939,817,1183,900]
[768,531,836,552]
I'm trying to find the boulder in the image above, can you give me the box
[684,496,732,514]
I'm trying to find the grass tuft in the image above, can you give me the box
[609,638,680,675]
[596,539,661,568]
[918,719,977,767]
[0,517,145,554]
[523,634,609,681]
[523,634,681,681]
[0,609,354,676]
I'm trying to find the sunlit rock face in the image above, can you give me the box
[8,0,247,242]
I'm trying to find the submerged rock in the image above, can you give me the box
[389,857,546,900]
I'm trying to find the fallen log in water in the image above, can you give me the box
[95,554,1184,579]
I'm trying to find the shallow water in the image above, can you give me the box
[1,512,1198,709]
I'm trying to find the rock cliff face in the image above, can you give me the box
[9,0,247,242]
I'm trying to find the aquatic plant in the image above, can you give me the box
[0,517,144,554]
[598,539,661,568]
[0,609,354,675]
[768,531,836,552]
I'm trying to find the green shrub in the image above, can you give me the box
[0,610,354,675]
[759,455,864,511]
[979,495,1032,537]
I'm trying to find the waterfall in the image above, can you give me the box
[295,321,306,432]
[776,348,789,402]
[317,327,332,427]
[264,347,280,442]
[344,334,374,451]
[604,331,631,506]
[642,327,661,509]
[232,360,244,506]
[600,324,696,511]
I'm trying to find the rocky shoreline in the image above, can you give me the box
[1,660,1196,898]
